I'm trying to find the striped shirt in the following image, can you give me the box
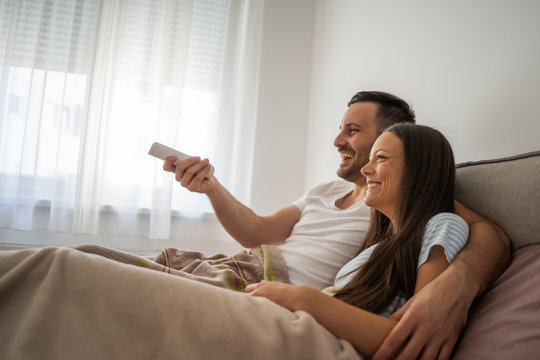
[333,212,469,316]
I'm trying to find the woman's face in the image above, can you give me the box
[361,131,405,222]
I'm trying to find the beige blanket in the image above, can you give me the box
[0,246,362,360]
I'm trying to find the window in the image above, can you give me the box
[0,0,264,247]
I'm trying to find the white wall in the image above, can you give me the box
[304,0,540,190]
[249,0,315,214]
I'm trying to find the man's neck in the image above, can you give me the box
[335,181,367,210]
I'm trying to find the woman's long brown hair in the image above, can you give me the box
[334,123,456,314]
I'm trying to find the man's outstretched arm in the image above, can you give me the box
[373,202,511,360]
[164,155,301,248]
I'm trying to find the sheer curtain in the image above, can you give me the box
[0,0,264,249]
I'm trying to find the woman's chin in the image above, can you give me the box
[364,198,377,209]
[366,200,392,219]
[364,193,378,206]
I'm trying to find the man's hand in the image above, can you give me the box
[373,268,472,360]
[163,155,217,193]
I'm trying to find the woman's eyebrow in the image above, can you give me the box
[369,148,390,159]
[373,147,390,154]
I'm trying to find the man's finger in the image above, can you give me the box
[394,330,429,360]
[389,299,410,321]
[437,339,456,360]
[163,156,177,171]
[179,160,207,187]
[192,160,211,182]
[372,321,414,360]
[418,340,441,360]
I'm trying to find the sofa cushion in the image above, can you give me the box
[452,243,540,359]
[455,151,540,250]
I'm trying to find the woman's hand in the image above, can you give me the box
[245,281,313,312]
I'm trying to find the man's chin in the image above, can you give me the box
[337,170,361,183]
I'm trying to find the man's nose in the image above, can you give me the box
[334,131,345,147]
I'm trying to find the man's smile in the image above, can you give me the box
[339,151,355,164]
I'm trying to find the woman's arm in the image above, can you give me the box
[414,245,450,293]
[246,247,449,358]
[247,282,396,357]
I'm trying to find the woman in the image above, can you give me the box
[246,123,469,357]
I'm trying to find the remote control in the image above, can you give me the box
[148,142,215,179]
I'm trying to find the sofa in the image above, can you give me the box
[451,150,540,359]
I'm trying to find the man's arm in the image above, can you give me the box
[373,201,511,360]
[164,155,301,248]
[453,201,511,295]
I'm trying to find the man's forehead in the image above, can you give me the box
[341,103,378,128]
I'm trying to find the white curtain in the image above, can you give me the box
[0,0,264,248]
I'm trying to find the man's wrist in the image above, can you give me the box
[444,261,479,307]
[205,179,222,197]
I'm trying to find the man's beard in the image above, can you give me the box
[337,158,367,183]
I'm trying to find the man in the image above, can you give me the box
[164,91,510,359]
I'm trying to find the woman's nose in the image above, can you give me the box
[361,161,373,176]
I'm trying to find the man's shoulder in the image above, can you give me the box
[306,179,354,195]
[294,179,353,211]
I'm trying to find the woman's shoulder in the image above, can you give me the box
[418,212,470,267]
[426,212,468,231]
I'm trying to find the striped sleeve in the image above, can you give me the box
[417,213,469,269]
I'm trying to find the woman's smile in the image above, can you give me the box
[366,181,381,191]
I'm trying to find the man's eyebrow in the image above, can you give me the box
[339,122,362,130]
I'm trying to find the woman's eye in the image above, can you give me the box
[376,154,386,160]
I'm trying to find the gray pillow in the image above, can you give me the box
[455,151,540,250]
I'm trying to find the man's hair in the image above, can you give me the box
[334,123,456,314]
[348,91,416,134]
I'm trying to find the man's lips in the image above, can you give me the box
[340,151,354,161]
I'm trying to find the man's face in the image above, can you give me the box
[333,102,379,184]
